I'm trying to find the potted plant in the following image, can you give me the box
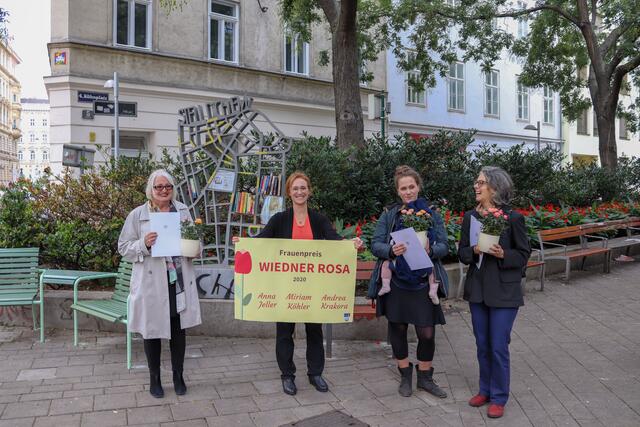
[180,218,205,258]
[401,208,434,248]
[478,208,509,253]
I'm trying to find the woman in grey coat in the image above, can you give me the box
[367,165,449,398]
[118,170,202,398]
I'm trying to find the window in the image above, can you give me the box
[30,133,36,143]
[484,70,499,117]
[114,0,151,49]
[30,118,35,126]
[543,86,554,124]
[619,116,629,140]
[405,51,425,106]
[621,75,630,96]
[284,30,309,75]
[448,62,465,112]
[593,110,598,136]
[42,151,48,161]
[578,65,588,81]
[43,118,47,126]
[18,151,22,161]
[42,133,48,143]
[30,151,36,161]
[406,70,426,106]
[517,1,529,38]
[576,109,589,135]
[209,1,238,62]
[112,132,149,158]
[516,80,529,120]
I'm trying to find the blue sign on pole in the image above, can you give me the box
[78,91,109,103]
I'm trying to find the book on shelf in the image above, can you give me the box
[231,192,255,214]
[258,173,282,196]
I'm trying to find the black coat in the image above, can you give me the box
[458,208,530,307]
[257,208,342,241]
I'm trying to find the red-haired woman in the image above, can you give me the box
[234,171,362,396]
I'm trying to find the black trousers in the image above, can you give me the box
[276,322,324,379]
[143,315,185,373]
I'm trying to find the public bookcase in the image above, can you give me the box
[173,96,292,299]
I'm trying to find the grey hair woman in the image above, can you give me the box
[145,169,177,202]
[478,166,513,207]
[118,169,202,399]
[457,165,530,419]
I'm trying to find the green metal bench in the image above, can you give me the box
[69,261,133,368]
[0,248,43,341]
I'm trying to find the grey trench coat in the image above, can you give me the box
[118,200,202,339]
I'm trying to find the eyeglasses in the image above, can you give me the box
[473,180,487,187]
[153,184,174,191]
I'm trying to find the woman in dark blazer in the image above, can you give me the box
[235,171,362,396]
[458,166,531,419]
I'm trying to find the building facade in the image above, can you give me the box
[18,99,50,179]
[386,3,562,150]
[0,40,21,185]
[45,0,386,174]
[562,82,640,165]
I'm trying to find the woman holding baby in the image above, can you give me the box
[367,165,449,398]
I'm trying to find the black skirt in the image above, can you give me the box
[377,281,446,327]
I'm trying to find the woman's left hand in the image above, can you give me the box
[489,244,505,259]
[352,237,364,250]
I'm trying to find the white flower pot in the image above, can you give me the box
[181,239,201,258]
[415,231,428,249]
[477,232,500,253]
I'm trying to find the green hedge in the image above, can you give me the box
[1,132,638,270]
[287,131,640,222]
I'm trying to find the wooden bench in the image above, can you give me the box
[0,248,43,342]
[71,262,133,368]
[537,224,611,281]
[595,217,640,259]
[526,249,546,291]
[325,261,377,358]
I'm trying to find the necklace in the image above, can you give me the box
[295,215,306,226]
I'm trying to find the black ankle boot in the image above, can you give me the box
[149,372,164,398]
[173,370,187,396]
[397,363,413,397]
[416,366,447,398]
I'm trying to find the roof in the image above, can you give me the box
[20,98,49,104]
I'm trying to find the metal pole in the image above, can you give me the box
[380,93,386,139]
[536,120,540,152]
[114,72,120,163]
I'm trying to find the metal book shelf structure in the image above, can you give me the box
[174,96,292,267]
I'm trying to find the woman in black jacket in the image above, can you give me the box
[235,171,362,396]
[458,166,531,419]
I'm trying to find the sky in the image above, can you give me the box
[3,0,51,99]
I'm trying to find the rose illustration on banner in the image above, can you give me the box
[234,250,253,319]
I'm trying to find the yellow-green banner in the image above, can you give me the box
[234,238,357,323]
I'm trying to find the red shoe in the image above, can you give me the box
[468,394,489,407]
[487,403,504,418]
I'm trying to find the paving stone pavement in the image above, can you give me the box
[1,262,640,426]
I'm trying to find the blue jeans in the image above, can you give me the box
[469,302,519,405]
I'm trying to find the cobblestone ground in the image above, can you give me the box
[1,262,639,426]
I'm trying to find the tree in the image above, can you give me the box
[381,0,640,170]
[281,0,367,148]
